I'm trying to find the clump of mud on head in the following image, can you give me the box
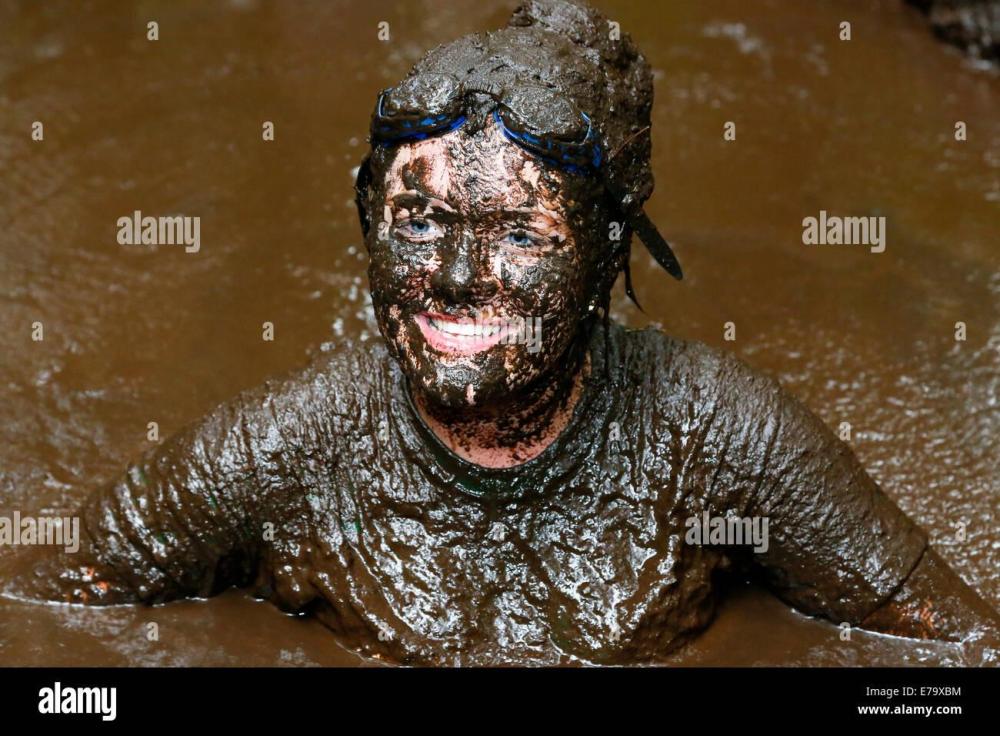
[359,0,655,410]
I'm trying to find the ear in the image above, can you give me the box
[354,154,373,237]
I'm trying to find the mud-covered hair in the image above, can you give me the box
[505,0,655,211]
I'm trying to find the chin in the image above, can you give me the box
[405,350,521,409]
[403,345,547,411]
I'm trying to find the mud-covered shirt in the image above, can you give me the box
[15,321,928,665]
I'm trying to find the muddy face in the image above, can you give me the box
[366,120,605,409]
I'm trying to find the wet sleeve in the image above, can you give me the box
[691,345,928,623]
[13,390,271,604]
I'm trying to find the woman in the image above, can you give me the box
[6,0,999,665]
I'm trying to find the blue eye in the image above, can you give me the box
[395,218,441,241]
[506,230,533,246]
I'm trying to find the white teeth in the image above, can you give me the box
[427,316,502,338]
[430,318,477,336]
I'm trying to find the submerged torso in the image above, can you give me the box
[23,320,924,666]
[259,321,727,665]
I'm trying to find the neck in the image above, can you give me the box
[412,328,593,469]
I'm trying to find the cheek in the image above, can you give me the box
[493,248,588,318]
[369,234,440,303]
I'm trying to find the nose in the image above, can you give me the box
[431,232,499,305]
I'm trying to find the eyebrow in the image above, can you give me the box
[485,207,566,230]
[390,190,457,215]
[500,207,560,219]
[389,192,566,232]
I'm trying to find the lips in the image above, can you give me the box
[415,311,513,354]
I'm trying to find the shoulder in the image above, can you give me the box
[233,337,392,440]
[616,324,782,406]
[613,325,808,471]
[259,337,387,397]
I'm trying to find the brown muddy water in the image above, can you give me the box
[0,0,997,666]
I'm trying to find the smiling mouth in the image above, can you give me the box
[415,311,514,354]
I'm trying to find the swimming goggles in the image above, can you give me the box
[357,72,683,288]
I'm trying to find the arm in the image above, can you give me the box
[861,547,1000,657]
[690,345,999,649]
[5,389,268,605]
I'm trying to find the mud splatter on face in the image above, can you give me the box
[356,0,659,419]
[366,121,603,410]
